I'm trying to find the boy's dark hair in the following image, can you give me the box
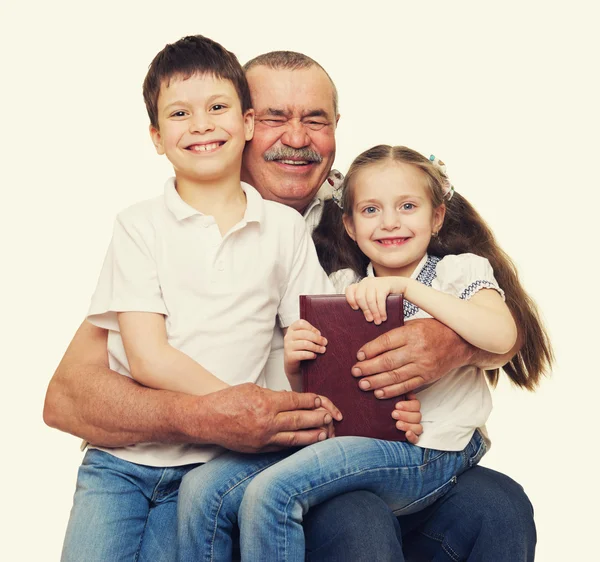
[143,35,251,129]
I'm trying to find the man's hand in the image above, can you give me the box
[200,384,334,453]
[351,319,474,398]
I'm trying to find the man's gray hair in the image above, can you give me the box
[244,51,339,115]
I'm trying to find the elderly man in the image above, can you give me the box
[44,51,536,561]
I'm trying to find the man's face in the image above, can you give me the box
[242,66,339,213]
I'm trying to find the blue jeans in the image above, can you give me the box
[61,449,197,562]
[239,432,486,562]
[178,431,485,562]
[399,465,537,561]
[302,465,536,562]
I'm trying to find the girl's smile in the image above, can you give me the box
[343,161,445,278]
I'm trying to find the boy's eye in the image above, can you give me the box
[210,104,227,112]
[170,110,187,118]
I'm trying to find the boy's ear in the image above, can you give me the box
[433,203,446,234]
[342,214,356,241]
[149,124,165,155]
[244,109,255,141]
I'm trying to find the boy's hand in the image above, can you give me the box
[392,393,423,444]
[346,277,406,325]
[284,319,327,377]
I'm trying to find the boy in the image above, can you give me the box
[61,35,333,562]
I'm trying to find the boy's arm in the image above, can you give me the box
[43,320,331,450]
[118,311,228,396]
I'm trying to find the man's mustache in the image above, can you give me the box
[263,146,323,163]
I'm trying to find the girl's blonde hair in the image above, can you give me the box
[312,145,553,390]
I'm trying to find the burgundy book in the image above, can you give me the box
[300,294,406,441]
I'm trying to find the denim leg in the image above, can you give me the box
[400,466,536,562]
[177,450,292,562]
[239,433,484,562]
[304,491,405,562]
[61,449,193,562]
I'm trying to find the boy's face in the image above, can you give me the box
[150,74,254,185]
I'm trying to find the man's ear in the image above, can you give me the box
[244,109,255,141]
[149,124,165,155]
[335,113,341,128]
[342,214,356,241]
[433,203,446,234]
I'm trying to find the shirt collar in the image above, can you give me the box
[163,177,264,224]
[303,177,334,219]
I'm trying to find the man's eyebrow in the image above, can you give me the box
[302,109,330,120]
[262,108,289,117]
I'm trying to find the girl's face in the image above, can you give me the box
[343,161,445,278]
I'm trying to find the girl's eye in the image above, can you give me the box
[363,206,378,214]
[402,203,415,211]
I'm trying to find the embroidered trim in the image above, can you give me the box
[459,280,501,300]
[405,255,441,319]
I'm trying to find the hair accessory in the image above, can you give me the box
[429,155,455,201]
[328,169,344,209]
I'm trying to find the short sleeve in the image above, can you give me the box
[87,209,167,331]
[329,268,361,293]
[435,253,505,301]
[277,215,334,328]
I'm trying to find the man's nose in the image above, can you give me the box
[189,112,215,134]
[280,120,311,148]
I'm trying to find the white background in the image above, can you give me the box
[1,1,598,560]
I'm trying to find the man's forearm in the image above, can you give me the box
[470,335,522,370]
[43,360,208,447]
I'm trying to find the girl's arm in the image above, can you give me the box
[346,278,517,355]
[118,311,229,396]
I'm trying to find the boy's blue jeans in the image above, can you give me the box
[178,431,486,562]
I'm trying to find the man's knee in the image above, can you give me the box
[401,466,536,561]
[304,491,404,562]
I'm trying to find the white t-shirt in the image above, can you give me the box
[87,178,332,466]
[330,253,500,452]
[263,190,334,391]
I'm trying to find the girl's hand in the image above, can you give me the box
[284,319,327,377]
[318,394,343,438]
[392,393,423,444]
[346,277,406,325]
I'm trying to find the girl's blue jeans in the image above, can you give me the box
[177,430,487,562]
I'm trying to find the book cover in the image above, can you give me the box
[300,294,406,441]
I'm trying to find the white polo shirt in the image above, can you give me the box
[263,186,335,391]
[87,178,332,466]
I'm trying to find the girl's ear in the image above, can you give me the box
[433,203,446,234]
[342,214,356,241]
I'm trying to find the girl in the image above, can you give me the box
[232,145,553,561]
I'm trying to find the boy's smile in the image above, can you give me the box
[343,161,445,278]
[150,74,254,188]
